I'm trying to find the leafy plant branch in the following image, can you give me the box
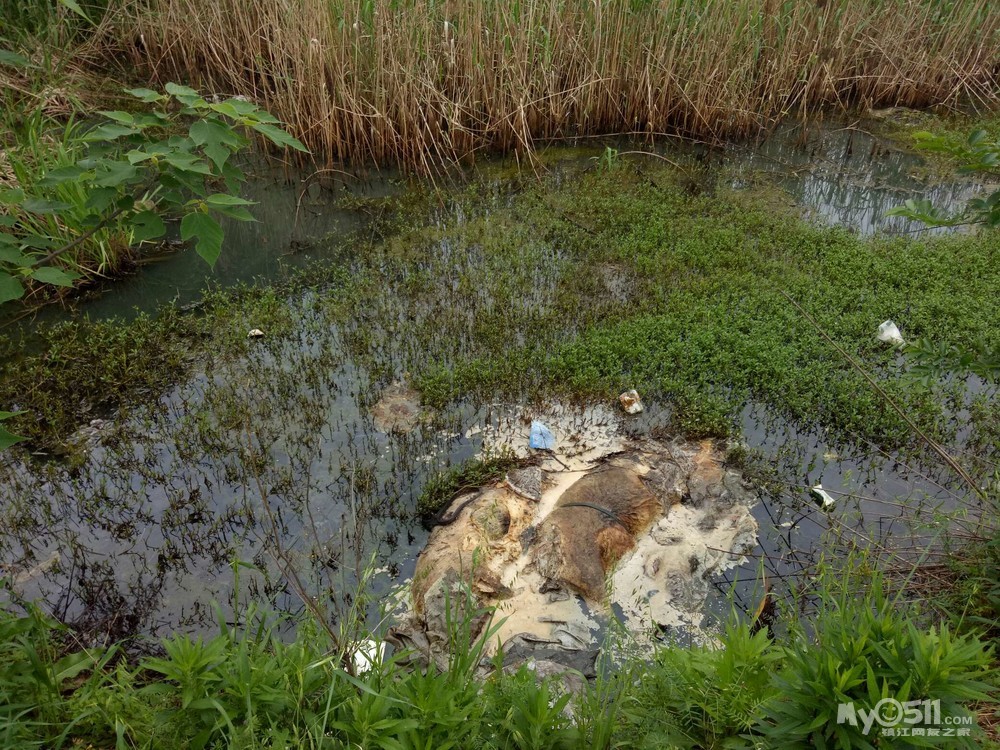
[0,80,308,450]
[0,81,308,306]
[887,128,1000,229]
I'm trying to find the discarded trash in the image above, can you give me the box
[529,420,556,450]
[810,484,836,509]
[876,320,904,347]
[352,639,385,674]
[618,389,644,415]
[247,328,265,339]
[372,381,422,434]
[506,466,542,502]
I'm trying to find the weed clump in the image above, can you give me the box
[0,562,993,749]
[416,448,525,524]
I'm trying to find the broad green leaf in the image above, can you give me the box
[85,123,140,141]
[93,161,140,187]
[0,423,25,450]
[164,82,204,107]
[31,267,80,287]
[130,211,166,243]
[58,0,92,22]
[127,143,172,164]
[127,150,155,164]
[211,205,256,222]
[968,129,988,147]
[21,236,60,250]
[99,111,136,126]
[134,112,171,128]
[164,152,213,175]
[166,134,194,150]
[23,198,73,214]
[180,212,223,267]
[205,193,254,207]
[0,247,29,265]
[38,165,90,187]
[0,188,26,206]
[203,142,230,172]
[251,122,309,152]
[220,162,246,193]
[0,215,17,227]
[0,271,25,303]
[165,82,200,98]
[84,187,119,212]
[218,98,278,121]
[126,87,164,103]
[208,102,240,120]
[0,49,31,68]
[189,119,241,147]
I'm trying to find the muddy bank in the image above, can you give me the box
[390,408,758,673]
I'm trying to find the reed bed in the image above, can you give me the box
[95,0,1000,170]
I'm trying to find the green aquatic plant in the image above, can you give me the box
[621,622,780,748]
[760,571,992,749]
[885,126,1000,389]
[0,566,993,750]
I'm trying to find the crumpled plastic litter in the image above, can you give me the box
[876,320,905,347]
[618,389,644,414]
[529,420,556,450]
[810,484,836,509]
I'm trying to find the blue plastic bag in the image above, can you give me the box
[529,420,556,450]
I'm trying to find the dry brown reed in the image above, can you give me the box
[92,0,1000,170]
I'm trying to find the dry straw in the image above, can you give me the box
[95,0,1000,170]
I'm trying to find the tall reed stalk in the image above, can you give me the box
[93,0,1000,170]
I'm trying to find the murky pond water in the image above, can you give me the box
[0,120,991,643]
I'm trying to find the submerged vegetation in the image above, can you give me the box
[416,448,524,523]
[93,0,1000,170]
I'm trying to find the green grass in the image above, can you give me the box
[0,562,992,749]
[412,160,999,447]
[0,271,348,454]
[415,448,525,523]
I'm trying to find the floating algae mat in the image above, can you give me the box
[0,122,996,642]
[390,406,759,671]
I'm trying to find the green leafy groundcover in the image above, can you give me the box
[0,568,992,749]
[2,156,998,457]
[413,162,1000,446]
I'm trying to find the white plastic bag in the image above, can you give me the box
[810,484,836,509]
[876,320,904,347]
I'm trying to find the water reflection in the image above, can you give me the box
[727,122,982,236]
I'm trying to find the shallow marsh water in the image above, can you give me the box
[0,120,995,644]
